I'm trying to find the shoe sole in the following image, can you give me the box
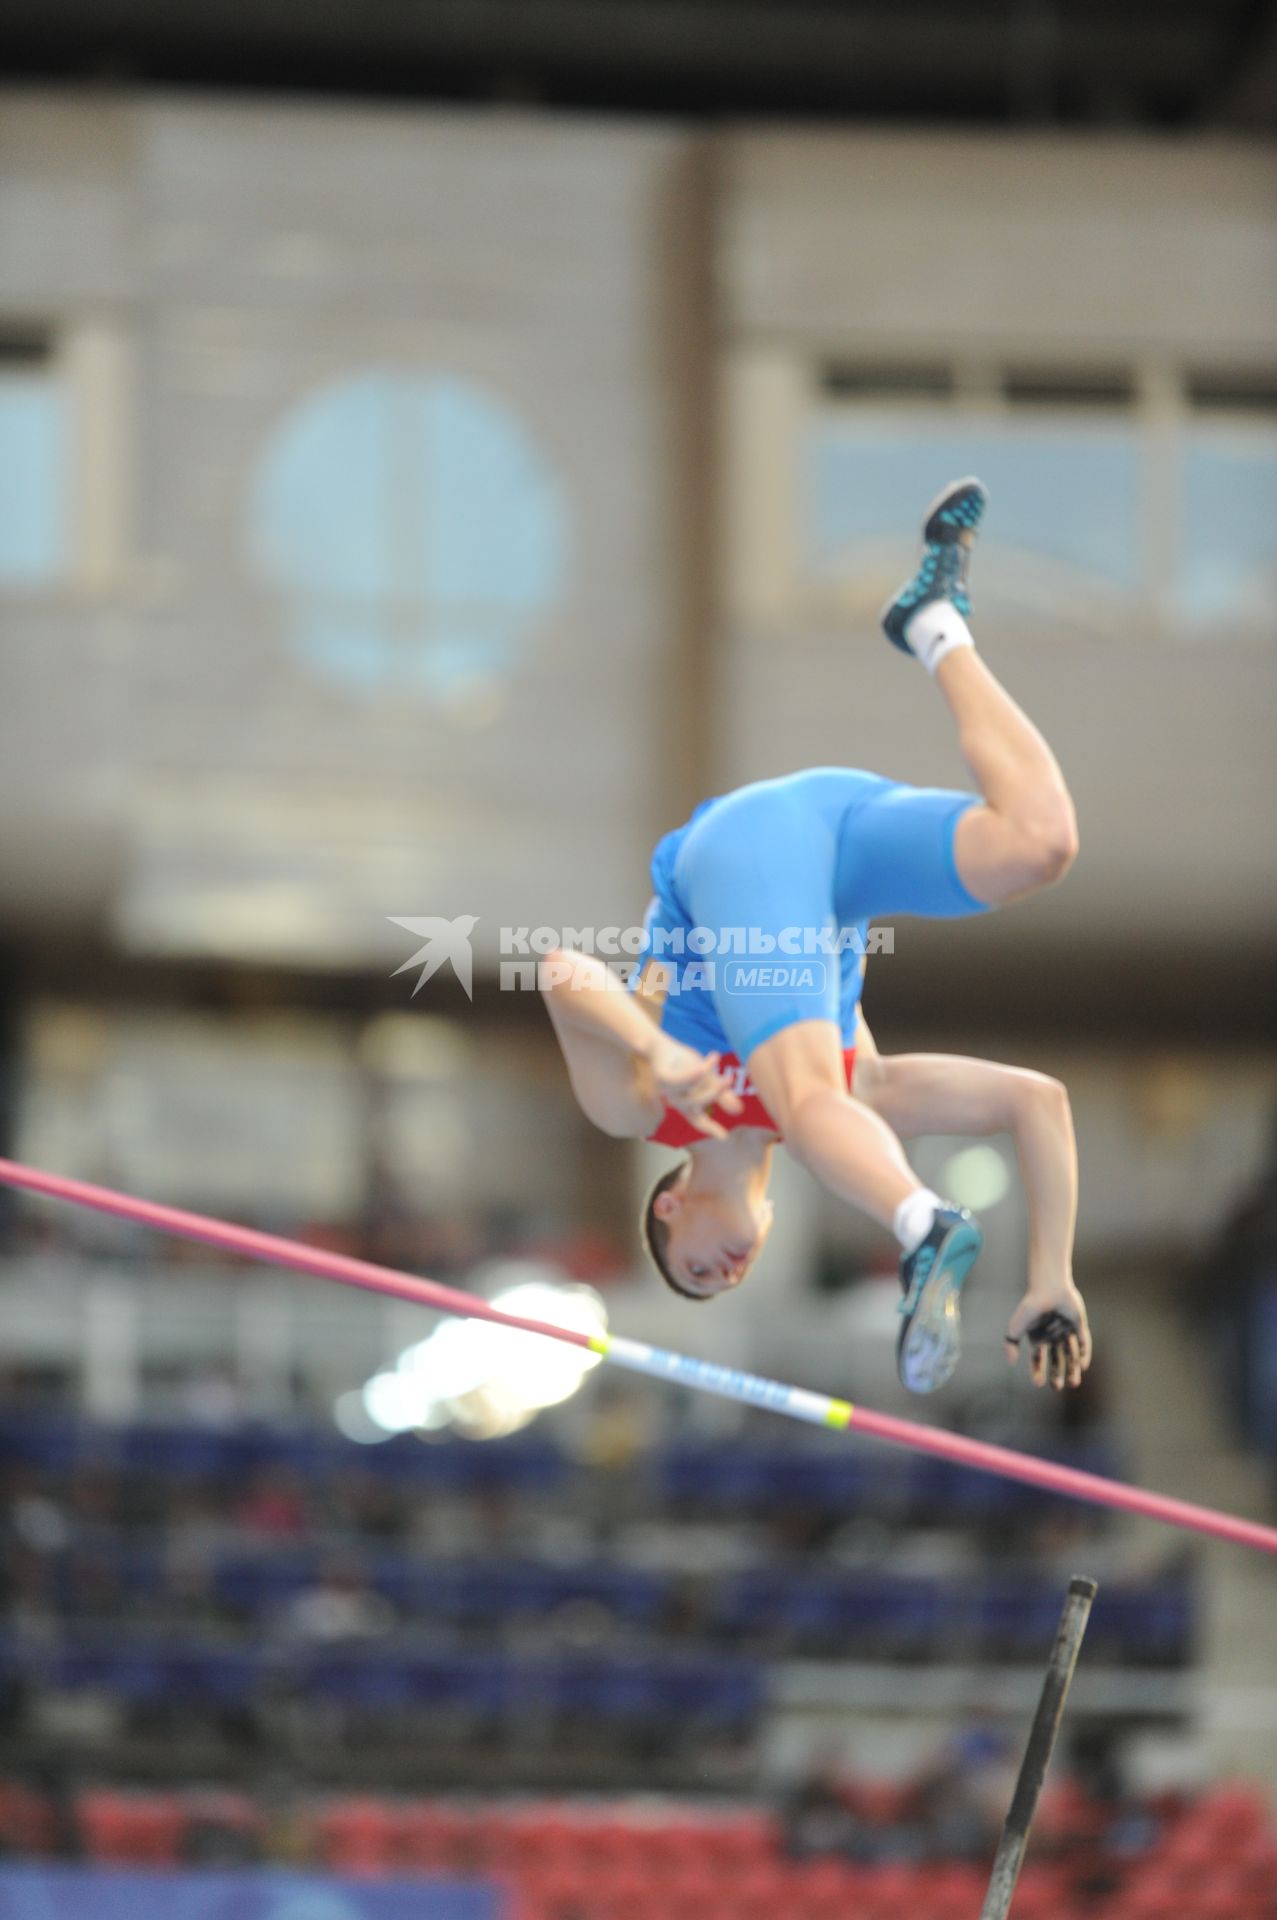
[922,475,987,543]
[896,1222,983,1395]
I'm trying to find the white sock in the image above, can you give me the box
[904,602,975,675]
[893,1188,942,1256]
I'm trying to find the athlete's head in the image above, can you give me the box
[641,1159,775,1300]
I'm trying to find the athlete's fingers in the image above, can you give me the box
[1066,1332,1083,1389]
[1051,1339,1068,1392]
[680,1073,730,1116]
[664,1056,729,1103]
[676,1100,728,1140]
[663,1073,719,1113]
[661,1059,736,1135]
[697,1055,743,1115]
[707,1060,743,1116]
[687,1069,741,1118]
[1078,1317,1093,1371]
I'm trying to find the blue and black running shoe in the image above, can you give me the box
[880,477,988,655]
[897,1202,984,1394]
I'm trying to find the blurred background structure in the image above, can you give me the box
[1,5,1277,1918]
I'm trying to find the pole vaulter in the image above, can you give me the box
[1,1155,1274,1558]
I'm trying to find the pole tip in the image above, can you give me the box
[1068,1574,1099,1600]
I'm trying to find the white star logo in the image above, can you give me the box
[387,915,479,1000]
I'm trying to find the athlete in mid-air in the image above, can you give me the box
[540,481,1091,1394]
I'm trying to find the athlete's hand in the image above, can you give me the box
[1005,1277,1092,1391]
[646,1035,743,1140]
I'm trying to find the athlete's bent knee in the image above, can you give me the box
[954,800,1077,907]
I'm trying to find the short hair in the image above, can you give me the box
[640,1160,708,1301]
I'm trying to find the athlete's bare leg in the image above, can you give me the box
[880,477,1077,906]
[761,639,1080,1222]
[747,1021,921,1229]
[939,648,1078,906]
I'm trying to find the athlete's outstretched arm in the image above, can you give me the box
[539,950,742,1140]
[855,1026,1090,1388]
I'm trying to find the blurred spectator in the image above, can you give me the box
[780,1746,871,1861]
[183,1789,262,1867]
[3,1545,59,1647]
[62,1548,126,1623]
[1192,1109,1277,1447]
[234,1469,309,1542]
[179,1368,244,1430]
[68,1469,119,1535]
[276,1556,395,1645]
[916,1723,1014,1861]
[327,1468,405,1542]
[7,1474,70,1556]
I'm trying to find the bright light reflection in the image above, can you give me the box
[939,1143,1012,1210]
[350,1264,607,1442]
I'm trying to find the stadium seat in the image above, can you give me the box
[0,1779,57,1856]
[397,1800,479,1872]
[313,1795,401,1875]
[183,1787,262,1866]
[77,1788,187,1866]
[504,1807,583,1872]
[788,1855,863,1904]
[698,1812,780,1871]
[635,1821,709,1878]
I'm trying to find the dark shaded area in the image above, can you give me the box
[2,0,1277,130]
[6,920,1275,1051]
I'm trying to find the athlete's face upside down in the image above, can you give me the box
[649,1162,776,1299]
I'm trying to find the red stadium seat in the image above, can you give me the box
[697,1813,780,1872]
[313,1795,400,1876]
[77,1789,186,1866]
[398,1800,478,1872]
[469,1804,520,1870]
[507,1896,547,1920]
[1010,1879,1071,1920]
[0,1780,57,1857]
[1118,1895,1179,1920]
[1195,1785,1269,1841]
[576,1818,652,1875]
[665,1863,731,1919]
[505,1805,581,1872]
[594,1866,656,1920]
[723,1860,795,1920]
[788,1855,862,1904]
[644,1822,713,1878]
[518,1860,594,1915]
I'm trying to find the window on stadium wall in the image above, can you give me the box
[15,1001,581,1233]
[796,366,1277,644]
[249,370,569,709]
[0,331,69,587]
